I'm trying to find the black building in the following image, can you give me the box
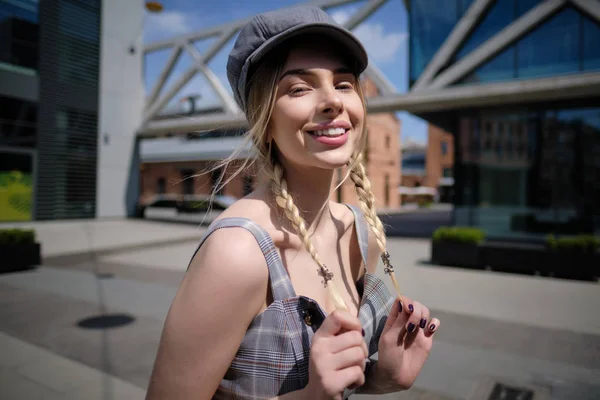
[0,0,101,221]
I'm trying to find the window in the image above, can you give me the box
[157,177,166,194]
[454,0,514,60]
[583,15,600,71]
[211,167,224,195]
[243,176,254,196]
[385,135,391,149]
[457,7,600,85]
[181,169,194,195]
[409,0,466,85]
[0,0,39,70]
[0,96,37,148]
[517,7,579,79]
[441,141,448,156]
[443,168,453,178]
[455,107,600,237]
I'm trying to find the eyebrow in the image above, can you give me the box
[279,67,354,81]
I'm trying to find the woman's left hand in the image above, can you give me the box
[373,296,440,392]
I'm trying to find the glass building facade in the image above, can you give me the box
[0,0,101,221]
[408,0,600,239]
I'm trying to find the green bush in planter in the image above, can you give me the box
[546,234,600,253]
[0,228,36,245]
[432,226,486,245]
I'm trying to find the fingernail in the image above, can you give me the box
[429,324,436,331]
[398,301,403,312]
[408,304,414,313]
[408,323,415,333]
[362,328,365,337]
[420,318,426,329]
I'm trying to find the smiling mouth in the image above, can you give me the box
[307,127,349,137]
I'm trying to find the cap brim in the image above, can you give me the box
[248,22,369,74]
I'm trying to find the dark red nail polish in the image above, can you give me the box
[408,323,415,333]
[362,328,365,337]
[420,319,426,329]
[429,324,436,331]
[408,304,414,313]
[398,301,403,312]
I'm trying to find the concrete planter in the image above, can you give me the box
[546,251,598,282]
[481,243,598,282]
[0,243,41,273]
[431,241,481,269]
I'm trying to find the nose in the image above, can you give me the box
[318,88,343,116]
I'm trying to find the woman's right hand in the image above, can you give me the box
[303,310,368,400]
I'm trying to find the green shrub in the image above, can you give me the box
[0,228,36,245]
[546,234,599,253]
[432,226,486,244]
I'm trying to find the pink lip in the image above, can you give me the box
[307,120,352,131]
[310,130,350,146]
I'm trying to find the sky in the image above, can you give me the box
[142,0,428,145]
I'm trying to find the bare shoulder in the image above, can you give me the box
[188,225,269,294]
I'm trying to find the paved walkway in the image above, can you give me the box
[1,218,599,399]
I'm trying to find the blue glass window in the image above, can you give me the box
[455,6,600,85]
[453,1,540,61]
[410,0,464,85]
[454,0,514,60]
[517,7,580,79]
[458,0,474,15]
[458,45,514,84]
[516,0,541,18]
[583,16,600,71]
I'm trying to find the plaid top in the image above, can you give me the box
[190,205,395,399]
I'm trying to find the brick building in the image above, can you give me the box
[139,78,402,210]
[401,124,454,203]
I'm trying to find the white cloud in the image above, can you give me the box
[331,10,406,64]
[146,10,193,37]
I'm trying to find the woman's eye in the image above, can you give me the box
[336,83,354,91]
[289,86,308,95]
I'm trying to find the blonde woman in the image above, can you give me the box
[146,6,440,400]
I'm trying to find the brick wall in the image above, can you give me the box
[425,124,454,188]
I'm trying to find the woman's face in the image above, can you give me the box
[268,44,365,171]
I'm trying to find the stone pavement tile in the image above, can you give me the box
[428,309,600,370]
[0,329,40,368]
[54,259,186,287]
[62,375,145,400]
[0,332,146,399]
[0,281,163,389]
[0,367,63,400]
[0,266,178,322]
[353,387,459,400]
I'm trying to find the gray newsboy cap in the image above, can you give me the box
[226,5,369,113]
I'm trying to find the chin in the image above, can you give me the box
[312,151,354,170]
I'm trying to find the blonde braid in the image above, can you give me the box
[349,152,402,297]
[271,162,348,311]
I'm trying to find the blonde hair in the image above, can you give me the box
[208,44,401,310]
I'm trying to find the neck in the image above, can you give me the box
[273,160,336,230]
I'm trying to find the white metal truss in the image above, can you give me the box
[139,0,600,137]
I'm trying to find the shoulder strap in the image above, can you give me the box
[188,217,296,301]
[344,204,369,270]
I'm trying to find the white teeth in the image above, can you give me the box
[311,127,346,137]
